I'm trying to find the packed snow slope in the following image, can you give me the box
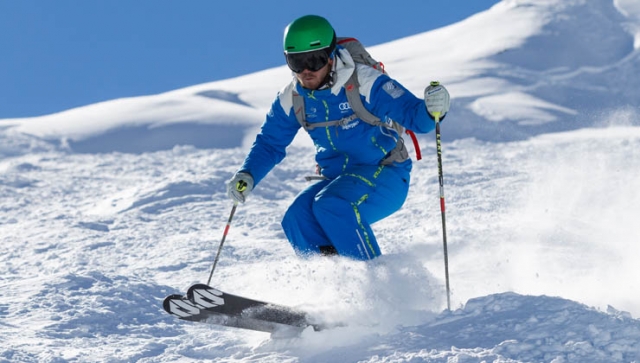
[1,0,640,362]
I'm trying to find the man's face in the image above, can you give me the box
[295,58,333,90]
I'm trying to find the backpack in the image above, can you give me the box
[292,37,422,164]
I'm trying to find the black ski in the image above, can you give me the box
[163,284,321,335]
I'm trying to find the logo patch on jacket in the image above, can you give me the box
[338,102,352,113]
[306,107,318,120]
[383,81,405,99]
[341,120,359,130]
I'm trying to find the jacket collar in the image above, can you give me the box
[330,47,355,95]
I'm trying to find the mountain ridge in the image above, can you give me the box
[1,0,638,152]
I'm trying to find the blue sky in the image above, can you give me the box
[0,0,500,118]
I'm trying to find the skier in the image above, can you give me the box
[226,15,450,260]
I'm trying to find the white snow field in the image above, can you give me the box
[1,0,640,362]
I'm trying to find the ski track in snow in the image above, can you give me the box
[1,125,640,362]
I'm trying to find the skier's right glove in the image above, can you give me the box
[226,172,254,204]
[424,81,450,120]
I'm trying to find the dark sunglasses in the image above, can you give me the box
[285,48,333,73]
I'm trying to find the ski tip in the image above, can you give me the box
[162,294,184,314]
[186,283,218,300]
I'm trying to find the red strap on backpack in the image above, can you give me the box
[406,130,422,161]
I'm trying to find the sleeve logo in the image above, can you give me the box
[383,81,405,99]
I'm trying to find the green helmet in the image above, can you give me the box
[283,15,336,54]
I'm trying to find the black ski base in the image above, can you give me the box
[163,284,322,335]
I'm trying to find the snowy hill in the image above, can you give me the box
[1,0,640,362]
[2,0,639,154]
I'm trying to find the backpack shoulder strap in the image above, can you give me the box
[292,89,358,131]
[344,70,385,128]
[292,90,306,128]
[292,70,389,131]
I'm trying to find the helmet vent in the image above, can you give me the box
[310,40,321,46]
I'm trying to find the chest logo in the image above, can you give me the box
[339,102,352,112]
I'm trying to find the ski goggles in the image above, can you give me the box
[285,48,333,73]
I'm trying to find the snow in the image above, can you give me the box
[1,0,640,362]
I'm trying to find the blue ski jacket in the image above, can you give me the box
[239,47,436,184]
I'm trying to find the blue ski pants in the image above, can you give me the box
[281,162,411,260]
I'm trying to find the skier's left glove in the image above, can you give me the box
[424,82,450,120]
[226,172,254,204]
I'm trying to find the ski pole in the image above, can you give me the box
[430,81,451,311]
[206,201,238,285]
